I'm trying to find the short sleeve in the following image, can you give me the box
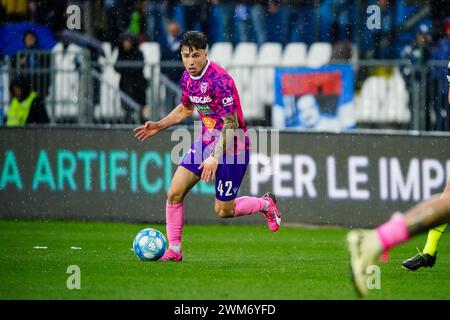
[181,89,192,107]
[215,76,237,117]
[180,75,193,107]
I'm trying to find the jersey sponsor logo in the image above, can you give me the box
[196,104,213,114]
[201,116,216,130]
[222,96,234,106]
[189,96,212,104]
[200,82,208,94]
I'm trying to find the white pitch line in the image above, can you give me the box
[70,246,82,250]
[33,246,48,250]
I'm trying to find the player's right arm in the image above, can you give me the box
[133,103,194,141]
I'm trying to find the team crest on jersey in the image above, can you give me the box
[200,82,208,94]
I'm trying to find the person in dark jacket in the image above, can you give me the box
[116,32,147,123]
[6,76,49,126]
[11,29,51,99]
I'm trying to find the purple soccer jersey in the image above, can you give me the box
[179,60,250,201]
[180,60,249,153]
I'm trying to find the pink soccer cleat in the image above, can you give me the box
[158,248,183,262]
[262,192,281,232]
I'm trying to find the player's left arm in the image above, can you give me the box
[198,77,239,182]
[212,113,239,159]
[198,112,239,183]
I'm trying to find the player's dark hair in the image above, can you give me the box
[180,31,208,52]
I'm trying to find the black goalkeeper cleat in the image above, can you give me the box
[401,249,436,271]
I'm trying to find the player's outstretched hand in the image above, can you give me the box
[198,156,218,183]
[133,121,161,141]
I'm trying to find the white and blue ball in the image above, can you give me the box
[133,228,167,261]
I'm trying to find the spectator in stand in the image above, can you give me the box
[374,0,395,59]
[430,18,450,131]
[161,20,184,83]
[128,0,147,43]
[28,0,67,35]
[1,0,28,22]
[11,29,50,99]
[401,23,433,72]
[400,22,433,130]
[331,0,356,43]
[146,0,178,44]
[287,0,314,45]
[248,0,267,46]
[6,75,49,126]
[234,0,267,45]
[181,0,207,33]
[266,0,287,44]
[115,32,147,123]
[217,0,235,42]
[235,1,251,43]
[105,0,134,46]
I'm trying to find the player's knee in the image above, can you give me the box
[215,206,234,218]
[167,189,184,205]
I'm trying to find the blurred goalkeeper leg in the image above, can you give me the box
[347,191,450,296]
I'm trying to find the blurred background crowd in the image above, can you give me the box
[1,0,449,60]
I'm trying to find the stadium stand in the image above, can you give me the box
[252,42,283,117]
[209,42,233,69]
[96,42,122,122]
[306,42,333,68]
[52,43,83,122]
[281,42,307,67]
[228,42,259,120]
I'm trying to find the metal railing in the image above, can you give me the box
[1,50,448,131]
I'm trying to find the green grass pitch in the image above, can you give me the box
[0,220,449,300]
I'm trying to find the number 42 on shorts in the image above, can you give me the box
[217,180,233,197]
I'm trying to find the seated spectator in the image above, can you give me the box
[115,32,147,123]
[6,75,49,126]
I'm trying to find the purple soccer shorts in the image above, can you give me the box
[179,139,250,201]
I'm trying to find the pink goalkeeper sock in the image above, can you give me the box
[166,202,184,246]
[376,212,410,251]
[234,196,266,217]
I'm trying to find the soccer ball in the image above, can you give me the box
[133,228,167,261]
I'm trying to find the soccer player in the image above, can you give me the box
[347,179,450,296]
[133,31,281,261]
[401,61,450,271]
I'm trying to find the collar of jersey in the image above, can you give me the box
[189,59,211,80]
